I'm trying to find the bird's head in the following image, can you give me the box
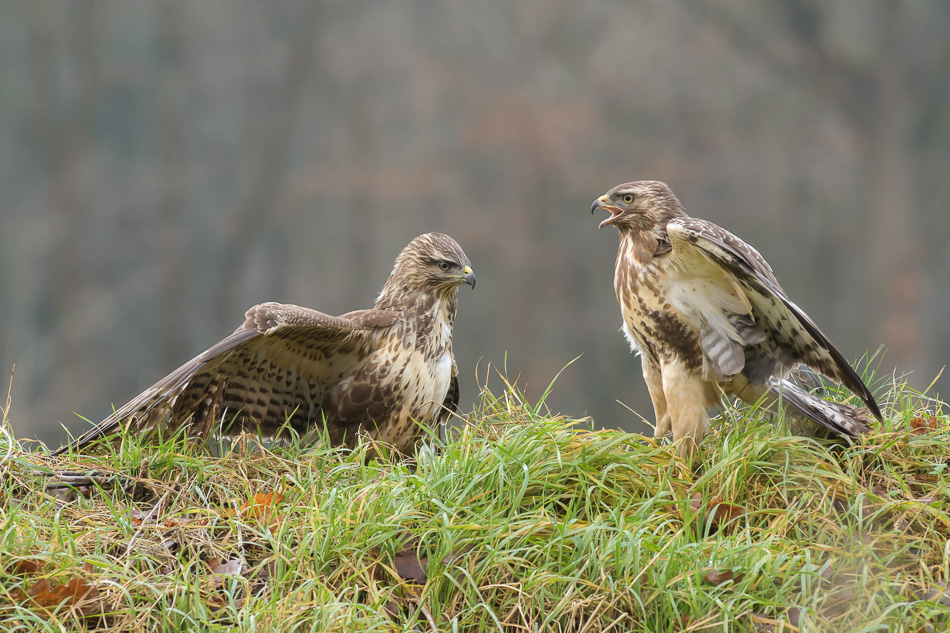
[377,233,475,309]
[591,180,684,231]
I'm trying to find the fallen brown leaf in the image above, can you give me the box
[6,558,46,576]
[10,577,100,616]
[383,599,400,619]
[225,492,287,532]
[685,494,747,534]
[787,606,803,627]
[910,416,940,436]
[688,492,704,514]
[708,500,746,528]
[116,502,147,526]
[208,557,244,576]
[393,548,428,585]
[228,492,285,518]
[704,569,744,585]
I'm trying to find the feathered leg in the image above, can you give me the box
[642,359,671,438]
[661,359,709,457]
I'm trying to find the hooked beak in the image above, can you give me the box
[591,196,622,229]
[460,266,476,289]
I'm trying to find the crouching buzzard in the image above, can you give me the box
[592,180,882,457]
[53,233,475,457]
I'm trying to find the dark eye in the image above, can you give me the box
[621,194,635,204]
[438,261,452,271]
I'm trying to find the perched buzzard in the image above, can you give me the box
[592,180,882,457]
[53,233,475,457]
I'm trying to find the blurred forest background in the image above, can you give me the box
[2,1,949,448]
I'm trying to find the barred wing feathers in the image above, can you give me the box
[52,302,399,455]
[666,217,881,422]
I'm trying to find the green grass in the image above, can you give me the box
[1,370,949,632]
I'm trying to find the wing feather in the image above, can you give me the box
[667,217,881,420]
[52,303,400,455]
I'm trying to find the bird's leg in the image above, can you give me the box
[642,360,671,437]
[660,359,709,458]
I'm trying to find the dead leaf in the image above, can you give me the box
[6,558,46,576]
[383,599,400,619]
[393,548,428,584]
[47,486,77,504]
[116,502,147,526]
[920,583,950,606]
[685,494,747,534]
[704,569,744,585]
[688,492,703,514]
[708,501,746,528]
[910,416,939,436]
[208,557,244,576]
[10,577,100,616]
[226,492,286,529]
[369,536,432,587]
[787,607,803,627]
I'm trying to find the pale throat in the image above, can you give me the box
[617,229,659,267]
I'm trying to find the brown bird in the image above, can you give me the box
[53,233,475,457]
[592,180,881,457]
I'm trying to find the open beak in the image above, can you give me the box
[591,196,622,229]
[461,266,476,289]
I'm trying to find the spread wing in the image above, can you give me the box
[665,217,881,420]
[53,302,401,455]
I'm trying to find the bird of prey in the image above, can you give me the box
[592,180,882,457]
[53,233,475,457]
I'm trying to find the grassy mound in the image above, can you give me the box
[1,374,948,632]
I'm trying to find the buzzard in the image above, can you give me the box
[592,180,882,457]
[53,233,475,457]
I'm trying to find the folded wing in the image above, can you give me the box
[666,217,881,421]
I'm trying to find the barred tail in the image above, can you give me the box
[767,377,872,438]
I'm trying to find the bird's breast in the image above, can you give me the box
[616,257,704,372]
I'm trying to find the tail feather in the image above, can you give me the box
[767,377,872,438]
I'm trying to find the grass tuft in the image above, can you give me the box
[1,369,948,631]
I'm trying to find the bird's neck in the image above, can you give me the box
[375,286,458,336]
[617,227,662,267]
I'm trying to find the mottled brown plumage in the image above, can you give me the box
[593,180,881,457]
[53,233,475,457]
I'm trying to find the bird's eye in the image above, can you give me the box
[438,261,452,271]
[621,194,636,204]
